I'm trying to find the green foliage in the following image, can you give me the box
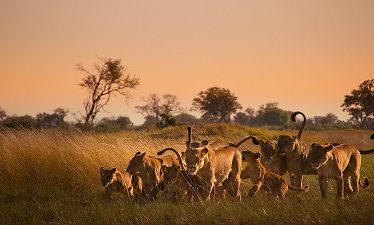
[36,108,69,128]
[94,116,133,132]
[156,113,177,128]
[2,115,37,129]
[234,103,290,127]
[342,79,374,128]
[193,87,242,122]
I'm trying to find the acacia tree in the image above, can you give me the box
[341,79,374,128]
[192,87,242,122]
[135,93,182,120]
[77,58,140,128]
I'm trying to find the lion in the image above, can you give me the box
[126,152,177,200]
[240,150,308,199]
[160,162,203,202]
[158,139,242,201]
[307,143,369,199]
[277,111,315,188]
[229,135,287,176]
[100,167,134,202]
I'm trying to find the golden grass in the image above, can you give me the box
[0,124,373,225]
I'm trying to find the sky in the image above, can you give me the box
[0,0,373,125]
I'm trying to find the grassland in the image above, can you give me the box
[0,124,373,225]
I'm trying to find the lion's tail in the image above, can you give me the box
[288,184,309,192]
[359,149,374,155]
[359,177,370,189]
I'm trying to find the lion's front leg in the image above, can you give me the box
[318,177,328,199]
[248,181,263,197]
[336,175,344,199]
[105,188,112,203]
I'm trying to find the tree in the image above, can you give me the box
[175,113,198,124]
[94,116,133,132]
[0,107,7,121]
[135,93,182,122]
[234,112,251,125]
[77,58,140,128]
[341,79,374,128]
[157,113,177,128]
[254,103,290,126]
[142,115,158,128]
[2,115,37,129]
[234,107,256,126]
[36,108,69,128]
[192,87,242,122]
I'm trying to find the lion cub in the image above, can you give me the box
[241,150,308,199]
[100,167,140,202]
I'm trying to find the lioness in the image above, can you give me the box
[241,150,308,199]
[229,135,287,176]
[159,140,242,201]
[161,162,202,202]
[308,143,369,199]
[250,136,287,176]
[126,152,177,200]
[277,111,314,188]
[100,167,134,202]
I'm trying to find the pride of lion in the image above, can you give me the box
[100,112,374,203]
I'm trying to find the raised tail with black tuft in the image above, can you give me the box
[291,111,306,140]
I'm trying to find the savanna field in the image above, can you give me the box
[1,124,374,225]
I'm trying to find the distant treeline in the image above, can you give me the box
[0,103,373,132]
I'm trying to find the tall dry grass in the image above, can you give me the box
[0,124,373,225]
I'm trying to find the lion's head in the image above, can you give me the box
[126,152,146,174]
[308,143,335,169]
[100,167,117,187]
[251,137,278,165]
[184,146,209,175]
[161,164,180,183]
[242,150,261,165]
[277,135,298,156]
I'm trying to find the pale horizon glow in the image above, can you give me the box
[0,0,373,125]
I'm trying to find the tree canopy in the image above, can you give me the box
[192,87,242,122]
[341,79,374,128]
[77,58,140,128]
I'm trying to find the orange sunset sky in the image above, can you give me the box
[0,0,373,125]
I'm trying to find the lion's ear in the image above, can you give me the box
[135,152,142,156]
[140,152,146,157]
[254,152,261,159]
[201,148,209,155]
[100,166,104,172]
[311,143,318,148]
[201,140,209,145]
[110,168,117,173]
